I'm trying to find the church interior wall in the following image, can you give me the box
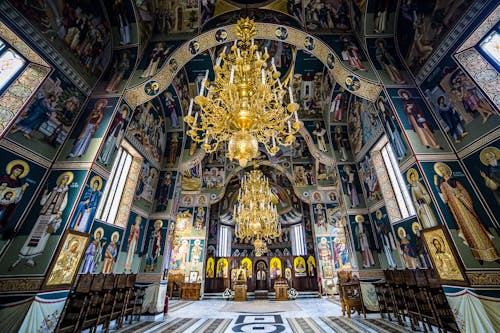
[0,0,498,331]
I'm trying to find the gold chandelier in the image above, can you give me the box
[184,17,302,167]
[234,169,281,253]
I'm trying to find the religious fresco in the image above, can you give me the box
[365,0,396,35]
[347,96,383,159]
[349,214,378,269]
[68,172,105,234]
[387,87,450,154]
[141,219,168,273]
[154,170,177,213]
[374,93,410,163]
[172,69,190,116]
[358,155,382,205]
[97,101,134,168]
[115,212,146,273]
[366,37,408,85]
[338,163,365,209]
[304,0,351,32]
[102,0,138,47]
[129,40,181,85]
[392,218,426,270]
[397,0,473,75]
[125,97,167,163]
[7,0,112,85]
[421,60,499,150]
[0,169,86,276]
[96,48,137,95]
[331,125,352,162]
[293,51,328,119]
[161,86,182,130]
[164,131,183,169]
[304,120,331,153]
[329,85,349,123]
[315,161,336,187]
[61,97,118,162]
[202,167,225,190]
[7,72,85,161]
[83,220,125,274]
[462,140,500,216]
[134,159,158,212]
[0,151,47,253]
[370,206,401,269]
[420,161,500,268]
[293,163,316,187]
[181,162,202,191]
[320,35,377,81]
[151,0,199,34]
[403,165,441,230]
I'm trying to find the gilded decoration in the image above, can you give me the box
[0,64,50,136]
[466,271,500,286]
[124,23,382,108]
[0,278,43,292]
[0,21,48,66]
[455,49,500,108]
[456,5,500,53]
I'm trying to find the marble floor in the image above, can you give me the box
[128,298,412,333]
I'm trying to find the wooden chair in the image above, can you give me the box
[122,274,137,324]
[106,274,128,332]
[93,274,116,333]
[424,269,459,333]
[56,274,93,333]
[340,279,366,319]
[78,274,105,332]
[402,269,425,331]
[373,271,397,322]
[390,270,410,326]
[381,269,399,323]
[168,273,184,299]
[123,275,146,325]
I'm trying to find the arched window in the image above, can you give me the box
[0,38,26,93]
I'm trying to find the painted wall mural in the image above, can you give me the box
[0,151,47,253]
[422,60,499,150]
[85,220,125,274]
[421,161,500,268]
[117,212,146,273]
[8,0,112,84]
[125,98,167,163]
[463,140,500,217]
[8,72,85,161]
[97,101,133,168]
[0,169,86,276]
[61,97,118,162]
[338,164,365,209]
[68,172,105,233]
[397,0,473,75]
[349,214,378,269]
[387,87,449,154]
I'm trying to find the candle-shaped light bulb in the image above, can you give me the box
[215,56,221,67]
[221,46,227,55]
[264,47,268,55]
[277,78,282,90]
[288,86,294,103]
[251,38,254,45]
[288,120,292,132]
[188,98,193,116]
[272,136,276,147]
[261,68,265,84]
[237,48,241,58]
[230,66,235,84]
[256,51,261,61]
[274,91,278,102]
[199,80,205,96]
[294,110,299,122]
[193,112,199,124]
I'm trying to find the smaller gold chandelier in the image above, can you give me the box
[234,169,281,247]
[184,17,302,167]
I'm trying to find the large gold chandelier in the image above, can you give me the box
[184,17,302,167]
[234,169,281,254]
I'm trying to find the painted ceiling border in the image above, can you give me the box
[123,22,383,108]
